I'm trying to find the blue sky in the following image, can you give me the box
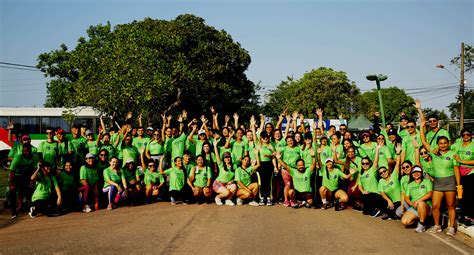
[0,0,473,116]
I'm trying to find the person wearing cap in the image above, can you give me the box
[159,156,187,205]
[417,100,460,236]
[358,144,386,217]
[7,120,38,160]
[38,127,59,171]
[9,144,39,218]
[56,128,73,172]
[146,127,154,137]
[359,132,376,162]
[276,150,316,209]
[122,157,142,204]
[85,130,99,156]
[400,119,421,167]
[386,128,402,160]
[318,157,356,210]
[452,128,474,225]
[29,161,62,218]
[401,165,433,233]
[78,153,99,212]
[212,139,237,206]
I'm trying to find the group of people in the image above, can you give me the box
[5,100,473,236]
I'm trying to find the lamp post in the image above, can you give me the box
[366,74,388,128]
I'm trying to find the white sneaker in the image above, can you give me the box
[415,223,426,233]
[249,200,259,206]
[215,197,223,205]
[236,198,243,206]
[83,205,92,213]
[446,227,455,236]
[225,199,235,206]
[429,225,442,233]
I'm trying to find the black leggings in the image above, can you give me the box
[259,161,273,198]
[361,193,385,214]
[461,173,474,218]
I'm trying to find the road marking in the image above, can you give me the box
[428,232,470,255]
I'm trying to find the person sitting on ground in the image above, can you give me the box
[212,139,238,206]
[29,161,62,218]
[187,154,213,204]
[79,153,99,212]
[103,157,126,210]
[159,156,187,205]
[235,150,261,206]
[318,158,356,211]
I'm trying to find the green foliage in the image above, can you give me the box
[450,44,473,73]
[448,89,474,119]
[263,67,360,118]
[354,87,417,123]
[37,15,259,122]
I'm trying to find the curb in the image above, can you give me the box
[458,224,474,238]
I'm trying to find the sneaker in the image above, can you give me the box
[225,199,235,206]
[370,210,381,218]
[283,200,290,207]
[321,202,330,210]
[28,206,36,218]
[446,227,455,236]
[304,202,311,209]
[94,202,100,211]
[249,200,259,206]
[107,203,113,210]
[215,197,223,206]
[266,197,272,206]
[114,194,121,204]
[334,199,340,211]
[170,197,177,205]
[429,225,442,233]
[291,201,299,209]
[11,214,18,219]
[415,223,426,233]
[236,198,243,206]
[259,198,265,206]
[380,214,390,220]
[83,205,92,213]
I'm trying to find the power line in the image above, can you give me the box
[0,65,41,72]
[0,61,38,69]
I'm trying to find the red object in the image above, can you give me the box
[0,127,14,147]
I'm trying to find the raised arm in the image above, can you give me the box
[275,108,287,130]
[415,99,431,152]
[316,108,324,135]
[213,139,222,165]
[161,113,167,139]
[211,106,219,130]
[233,113,239,130]
[7,121,14,143]
[250,116,258,145]
[393,144,402,174]
[259,114,265,134]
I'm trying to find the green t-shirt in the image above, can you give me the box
[57,141,73,170]
[426,128,450,150]
[147,140,164,155]
[80,165,99,185]
[59,171,75,191]
[289,167,312,192]
[99,143,116,158]
[183,162,195,177]
[121,145,139,166]
[259,143,274,162]
[144,169,164,186]
[420,159,435,178]
[194,138,206,157]
[452,141,474,174]
[401,133,421,165]
[230,139,246,163]
[103,167,122,188]
[246,142,257,161]
[121,168,139,183]
[406,178,432,206]
[281,146,302,168]
[32,172,58,202]
[359,166,379,194]
[171,134,187,161]
[347,156,362,181]
[191,165,212,188]
[164,167,185,191]
[377,145,392,169]
[273,139,287,152]
[133,136,150,154]
[70,137,86,163]
[10,153,39,176]
[400,175,410,194]
[359,142,376,162]
[430,150,458,178]
[301,144,317,168]
[322,166,345,191]
[86,140,98,155]
[38,141,59,169]
[215,162,236,183]
[378,170,401,203]
[235,166,256,188]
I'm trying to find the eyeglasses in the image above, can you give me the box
[462,133,472,137]
[362,162,370,166]
[99,154,107,157]
[379,170,388,175]
[153,133,159,136]
[402,165,410,169]
[407,125,415,129]
[377,137,384,140]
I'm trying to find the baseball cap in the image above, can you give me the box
[21,135,31,140]
[126,158,135,164]
[198,129,206,135]
[85,130,93,136]
[146,127,154,131]
[56,128,65,134]
[387,129,397,136]
[85,153,95,159]
[223,152,231,158]
[288,128,294,132]
[325,158,334,163]
[361,132,370,138]
[411,166,422,173]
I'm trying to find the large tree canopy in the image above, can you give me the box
[37,14,259,122]
[263,67,360,118]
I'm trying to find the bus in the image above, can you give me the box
[0,107,101,150]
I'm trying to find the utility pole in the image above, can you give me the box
[460,42,465,130]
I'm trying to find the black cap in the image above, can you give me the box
[387,129,397,136]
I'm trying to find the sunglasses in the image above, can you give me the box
[407,125,415,128]
[362,162,370,166]
[379,169,388,175]
[462,133,472,137]
[377,137,384,140]
[402,165,410,169]
[420,151,428,155]
[99,154,107,156]
[154,133,159,136]
[428,120,437,123]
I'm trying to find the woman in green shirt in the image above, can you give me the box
[453,128,474,224]
[358,145,385,217]
[187,155,212,204]
[319,158,356,210]
[103,157,125,210]
[79,153,99,212]
[159,156,187,205]
[378,144,402,220]
[212,140,237,206]
[235,150,261,206]
[29,161,62,218]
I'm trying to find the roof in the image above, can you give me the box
[347,114,373,131]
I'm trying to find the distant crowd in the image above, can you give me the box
[5,100,473,236]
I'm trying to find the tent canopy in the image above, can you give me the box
[347,114,373,132]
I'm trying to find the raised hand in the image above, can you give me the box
[182,110,188,120]
[233,113,239,120]
[210,106,216,115]
[316,108,323,117]
[7,121,14,130]
[414,99,421,109]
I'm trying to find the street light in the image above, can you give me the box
[366,74,388,128]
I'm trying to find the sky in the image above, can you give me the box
[0,0,473,116]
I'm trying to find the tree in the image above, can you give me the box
[37,15,260,123]
[354,87,417,123]
[263,67,360,118]
[448,89,474,120]
[450,44,473,73]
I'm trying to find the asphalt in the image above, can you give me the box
[0,202,473,254]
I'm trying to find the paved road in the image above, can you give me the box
[1,203,473,254]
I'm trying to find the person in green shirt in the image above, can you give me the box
[187,154,213,204]
[375,134,393,170]
[453,128,474,224]
[358,145,385,217]
[212,139,238,206]
[121,134,140,167]
[85,130,99,156]
[9,144,39,218]
[29,161,62,218]
[145,130,165,164]
[122,158,142,205]
[418,99,460,236]
[401,166,433,233]
[378,144,402,220]
[38,127,59,172]
[59,160,77,212]
[359,132,376,162]
[133,127,151,155]
[159,156,187,205]
[103,157,125,210]
[400,120,421,166]
[235,150,261,206]
[141,158,163,204]
[56,128,74,172]
[78,153,99,213]
[319,158,356,210]
[425,114,450,150]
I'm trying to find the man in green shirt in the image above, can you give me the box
[425,114,450,149]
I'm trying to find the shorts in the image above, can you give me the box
[295,191,312,201]
[395,201,409,218]
[281,168,292,187]
[212,180,236,193]
[407,205,432,218]
[433,176,456,191]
